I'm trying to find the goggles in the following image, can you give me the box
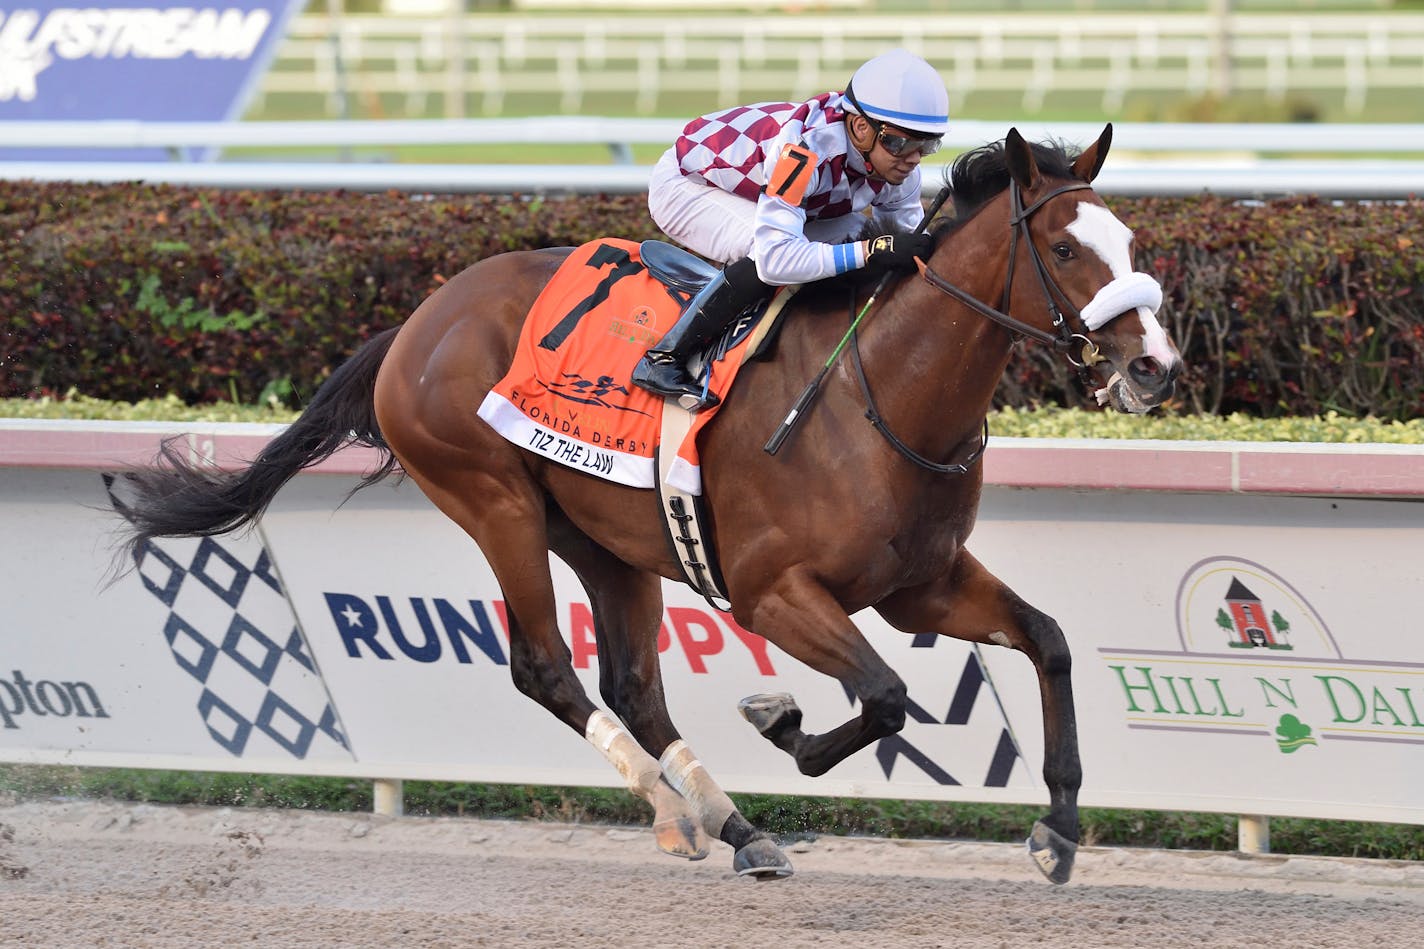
[865,116,943,157]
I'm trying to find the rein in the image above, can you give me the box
[919,179,1106,370]
[853,178,1104,475]
[849,322,989,475]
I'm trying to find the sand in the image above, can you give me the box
[1,799,1421,948]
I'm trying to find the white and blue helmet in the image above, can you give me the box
[842,48,950,137]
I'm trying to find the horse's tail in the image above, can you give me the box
[114,327,401,564]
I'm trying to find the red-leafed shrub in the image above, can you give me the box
[0,183,662,404]
[2,182,1421,419]
[997,194,1424,419]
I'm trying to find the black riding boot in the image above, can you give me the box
[632,257,767,410]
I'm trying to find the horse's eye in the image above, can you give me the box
[1052,243,1075,261]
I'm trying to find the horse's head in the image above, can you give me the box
[922,125,1181,413]
[1005,124,1181,411]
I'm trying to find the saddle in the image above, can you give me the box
[643,241,798,607]
[640,240,786,363]
[478,238,797,608]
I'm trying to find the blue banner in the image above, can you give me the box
[0,0,305,160]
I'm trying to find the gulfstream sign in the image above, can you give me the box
[0,0,302,159]
[0,7,271,99]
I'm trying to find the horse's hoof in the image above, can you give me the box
[1027,820,1077,885]
[737,693,802,736]
[733,838,794,880]
[653,815,709,861]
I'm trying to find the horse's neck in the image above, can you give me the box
[856,202,1017,461]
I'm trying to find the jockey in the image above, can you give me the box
[634,47,950,409]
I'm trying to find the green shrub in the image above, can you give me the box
[0,185,661,405]
[4,183,1422,420]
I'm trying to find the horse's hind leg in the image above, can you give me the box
[546,519,703,859]
[410,473,690,850]
[549,515,793,879]
[875,549,1081,885]
[402,464,603,726]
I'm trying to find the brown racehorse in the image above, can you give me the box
[116,126,1181,883]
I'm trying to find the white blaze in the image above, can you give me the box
[1065,202,1177,366]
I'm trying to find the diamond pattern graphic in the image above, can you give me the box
[190,537,250,606]
[283,627,317,673]
[221,615,282,685]
[164,613,218,682]
[198,687,252,754]
[108,474,351,762]
[138,543,186,607]
[255,690,316,755]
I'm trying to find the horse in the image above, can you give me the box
[115,125,1181,884]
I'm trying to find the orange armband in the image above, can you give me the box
[765,143,817,207]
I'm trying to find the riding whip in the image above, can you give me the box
[764,184,953,455]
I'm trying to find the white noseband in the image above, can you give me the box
[1078,271,1163,331]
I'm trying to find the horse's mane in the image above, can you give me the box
[798,135,1084,304]
[929,137,1081,237]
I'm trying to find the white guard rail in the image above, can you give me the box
[6,117,1424,156]
[3,420,1423,837]
[3,118,1424,197]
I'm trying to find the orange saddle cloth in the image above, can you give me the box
[477,238,758,495]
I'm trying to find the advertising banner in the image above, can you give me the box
[0,0,303,160]
[2,440,1421,826]
[0,468,354,769]
[967,488,1424,823]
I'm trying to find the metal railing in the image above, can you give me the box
[3,117,1422,198]
[253,12,1424,118]
[6,117,1424,159]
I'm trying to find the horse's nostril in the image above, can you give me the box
[1129,356,1162,385]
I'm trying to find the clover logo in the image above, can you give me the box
[1275,714,1317,754]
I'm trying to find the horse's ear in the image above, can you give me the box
[1005,127,1040,191]
[1071,123,1113,183]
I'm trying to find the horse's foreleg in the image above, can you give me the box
[552,523,791,878]
[875,549,1081,885]
[738,568,908,778]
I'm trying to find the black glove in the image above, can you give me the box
[865,233,934,272]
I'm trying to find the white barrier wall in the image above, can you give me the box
[2,421,1422,826]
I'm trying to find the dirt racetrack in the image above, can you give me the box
[1,800,1421,948]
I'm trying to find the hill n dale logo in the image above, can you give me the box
[1099,556,1421,755]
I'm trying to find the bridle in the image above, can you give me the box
[851,178,1109,475]
[919,178,1107,370]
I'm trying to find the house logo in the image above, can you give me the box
[1217,577,1293,650]
[1176,556,1338,660]
[1275,714,1317,753]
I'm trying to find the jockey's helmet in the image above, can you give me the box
[842,48,950,137]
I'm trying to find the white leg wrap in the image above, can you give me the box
[659,739,737,836]
[585,710,662,799]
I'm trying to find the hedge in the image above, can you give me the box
[2,182,1421,419]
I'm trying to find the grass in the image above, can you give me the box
[3,765,1420,859]
[6,395,1423,445]
[242,7,1424,151]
